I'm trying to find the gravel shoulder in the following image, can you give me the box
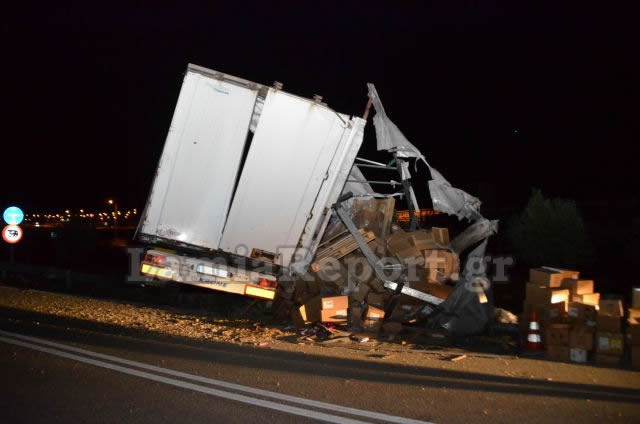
[1,283,638,391]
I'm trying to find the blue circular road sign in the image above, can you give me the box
[3,206,24,225]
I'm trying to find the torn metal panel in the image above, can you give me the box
[366,83,426,161]
[427,167,482,222]
[451,219,499,253]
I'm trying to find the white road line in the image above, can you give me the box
[0,329,433,424]
[0,335,370,424]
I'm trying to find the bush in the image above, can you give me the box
[507,189,594,269]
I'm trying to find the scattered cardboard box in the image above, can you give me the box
[569,325,594,350]
[595,353,620,366]
[321,296,348,310]
[569,348,588,363]
[366,292,387,307]
[572,293,600,306]
[525,284,570,308]
[629,308,640,320]
[567,302,597,325]
[546,323,570,346]
[627,317,640,345]
[529,268,565,288]
[596,315,621,332]
[598,299,623,317]
[595,332,624,355]
[561,279,594,295]
[363,306,385,331]
[321,308,348,322]
[524,302,566,324]
[432,227,450,245]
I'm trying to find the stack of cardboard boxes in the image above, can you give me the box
[522,267,604,362]
[595,299,624,365]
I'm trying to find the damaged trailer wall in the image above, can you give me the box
[219,89,357,268]
[138,67,259,249]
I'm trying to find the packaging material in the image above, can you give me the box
[526,284,570,307]
[298,296,322,323]
[321,296,348,310]
[529,268,566,288]
[569,325,594,350]
[632,346,640,369]
[321,308,348,322]
[633,287,640,309]
[572,293,600,306]
[596,315,621,332]
[627,317,640,345]
[424,249,459,283]
[629,308,640,319]
[569,348,588,363]
[598,299,623,317]
[410,230,438,251]
[595,354,620,365]
[561,279,594,295]
[567,302,597,325]
[595,332,624,355]
[546,323,570,346]
[523,302,567,324]
[432,227,449,245]
[546,345,569,360]
[363,306,385,331]
[542,267,580,280]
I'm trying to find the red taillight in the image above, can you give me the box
[144,253,166,265]
[255,278,277,288]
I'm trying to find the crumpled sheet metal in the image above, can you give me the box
[451,218,499,253]
[367,83,426,161]
[427,167,482,222]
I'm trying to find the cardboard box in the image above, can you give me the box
[627,317,640,345]
[432,227,450,245]
[321,308,348,322]
[596,315,621,332]
[349,306,363,329]
[633,287,640,309]
[632,346,640,369]
[567,302,597,325]
[525,284,570,308]
[298,296,322,323]
[529,268,565,287]
[546,323,570,346]
[598,299,623,317]
[523,302,567,325]
[569,348,588,363]
[350,283,370,302]
[629,308,640,320]
[569,325,594,350]
[410,230,438,251]
[423,249,458,283]
[595,353,620,365]
[596,332,624,355]
[425,283,454,300]
[321,296,348,310]
[561,279,594,295]
[363,306,385,331]
[572,293,600,306]
[546,345,569,360]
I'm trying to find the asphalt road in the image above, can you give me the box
[1,309,639,423]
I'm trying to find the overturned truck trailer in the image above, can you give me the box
[136,64,366,299]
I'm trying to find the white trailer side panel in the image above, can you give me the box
[219,89,349,267]
[139,70,258,249]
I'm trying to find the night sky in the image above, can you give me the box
[2,3,638,220]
